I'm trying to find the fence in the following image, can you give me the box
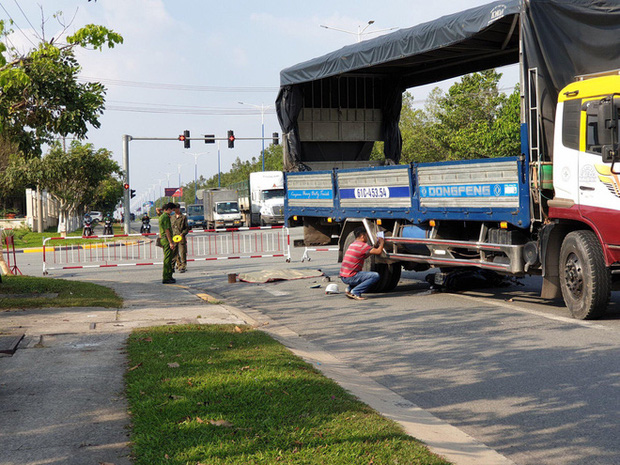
[42,226,291,274]
[301,246,339,262]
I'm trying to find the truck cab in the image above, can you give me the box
[550,73,620,262]
[250,171,285,225]
[259,187,285,225]
[187,204,205,230]
[211,200,242,228]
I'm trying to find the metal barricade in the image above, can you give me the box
[301,246,339,262]
[42,233,160,274]
[186,225,291,263]
[42,227,291,274]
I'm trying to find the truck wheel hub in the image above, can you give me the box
[564,253,584,297]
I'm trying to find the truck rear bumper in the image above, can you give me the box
[385,236,525,275]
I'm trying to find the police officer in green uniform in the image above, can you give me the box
[171,203,190,273]
[159,203,176,284]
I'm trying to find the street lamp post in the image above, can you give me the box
[238,101,273,172]
[217,141,221,187]
[319,20,398,42]
[184,152,209,203]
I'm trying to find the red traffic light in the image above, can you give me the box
[123,183,129,189]
[227,130,235,148]
[179,130,190,148]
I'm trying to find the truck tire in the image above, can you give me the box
[559,230,611,320]
[384,263,402,292]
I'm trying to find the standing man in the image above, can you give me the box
[339,226,385,300]
[159,203,176,284]
[171,202,189,273]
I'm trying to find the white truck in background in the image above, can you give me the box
[203,188,243,229]
[232,171,285,226]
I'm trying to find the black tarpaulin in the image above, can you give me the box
[277,0,620,169]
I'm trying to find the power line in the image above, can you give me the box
[105,103,276,116]
[12,0,39,39]
[78,76,278,93]
[0,1,36,47]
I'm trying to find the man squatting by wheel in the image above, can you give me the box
[339,226,385,300]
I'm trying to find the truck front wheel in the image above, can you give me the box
[559,230,611,320]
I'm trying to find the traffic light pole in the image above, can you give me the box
[121,133,279,234]
[122,134,131,234]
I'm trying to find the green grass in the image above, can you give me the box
[126,325,450,465]
[0,275,122,309]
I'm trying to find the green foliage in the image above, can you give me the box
[93,176,124,213]
[39,141,122,209]
[0,19,123,158]
[399,70,520,163]
[66,24,123,51]
[1,140,122,217]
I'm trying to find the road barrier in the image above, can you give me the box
[3,232,22,275]
[187,226,291,263]
[42,226,290,274]
[301,246,339,262]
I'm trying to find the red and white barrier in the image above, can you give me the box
[42,227,291,274]
[301,246,339,262]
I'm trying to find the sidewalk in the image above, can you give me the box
[0,277,513,465]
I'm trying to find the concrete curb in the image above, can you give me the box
[221,302,515,465]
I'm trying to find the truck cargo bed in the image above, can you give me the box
[285,157,530,228]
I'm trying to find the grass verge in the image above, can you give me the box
[126,325,451,465]
[0,275,122,309]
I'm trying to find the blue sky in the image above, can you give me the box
[1,0,518,210]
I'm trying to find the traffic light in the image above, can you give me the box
[272,132,279,145]
[179,129,190,149]
[123,183,129,190]
[204,134,215,144]
[131,189,136,199]
[227,130,235,148]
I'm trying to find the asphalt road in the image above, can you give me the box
[10,227,620,465]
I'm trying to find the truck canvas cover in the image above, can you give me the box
[277,0,620,170]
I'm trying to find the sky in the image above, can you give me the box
[0,0,519,211]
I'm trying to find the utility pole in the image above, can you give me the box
[122,134,131,234]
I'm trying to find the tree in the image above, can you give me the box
[92,177,124,214]
[3,141,122,233]
[0,21,123,158]
[399,91,445,163]
[398,70,520,163]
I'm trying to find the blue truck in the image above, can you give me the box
[277,0,620,319]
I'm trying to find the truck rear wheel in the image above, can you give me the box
[559,230,611,320]
[384,263,402,292]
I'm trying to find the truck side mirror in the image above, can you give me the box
[597,98,616,146]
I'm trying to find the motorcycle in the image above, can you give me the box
[140,215,151,234]
[103,216,114,236]
[83,215,93,237]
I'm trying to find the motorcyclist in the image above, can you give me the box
[83,213,93,236]
[140,213,151,233]
[103,212,114,235]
